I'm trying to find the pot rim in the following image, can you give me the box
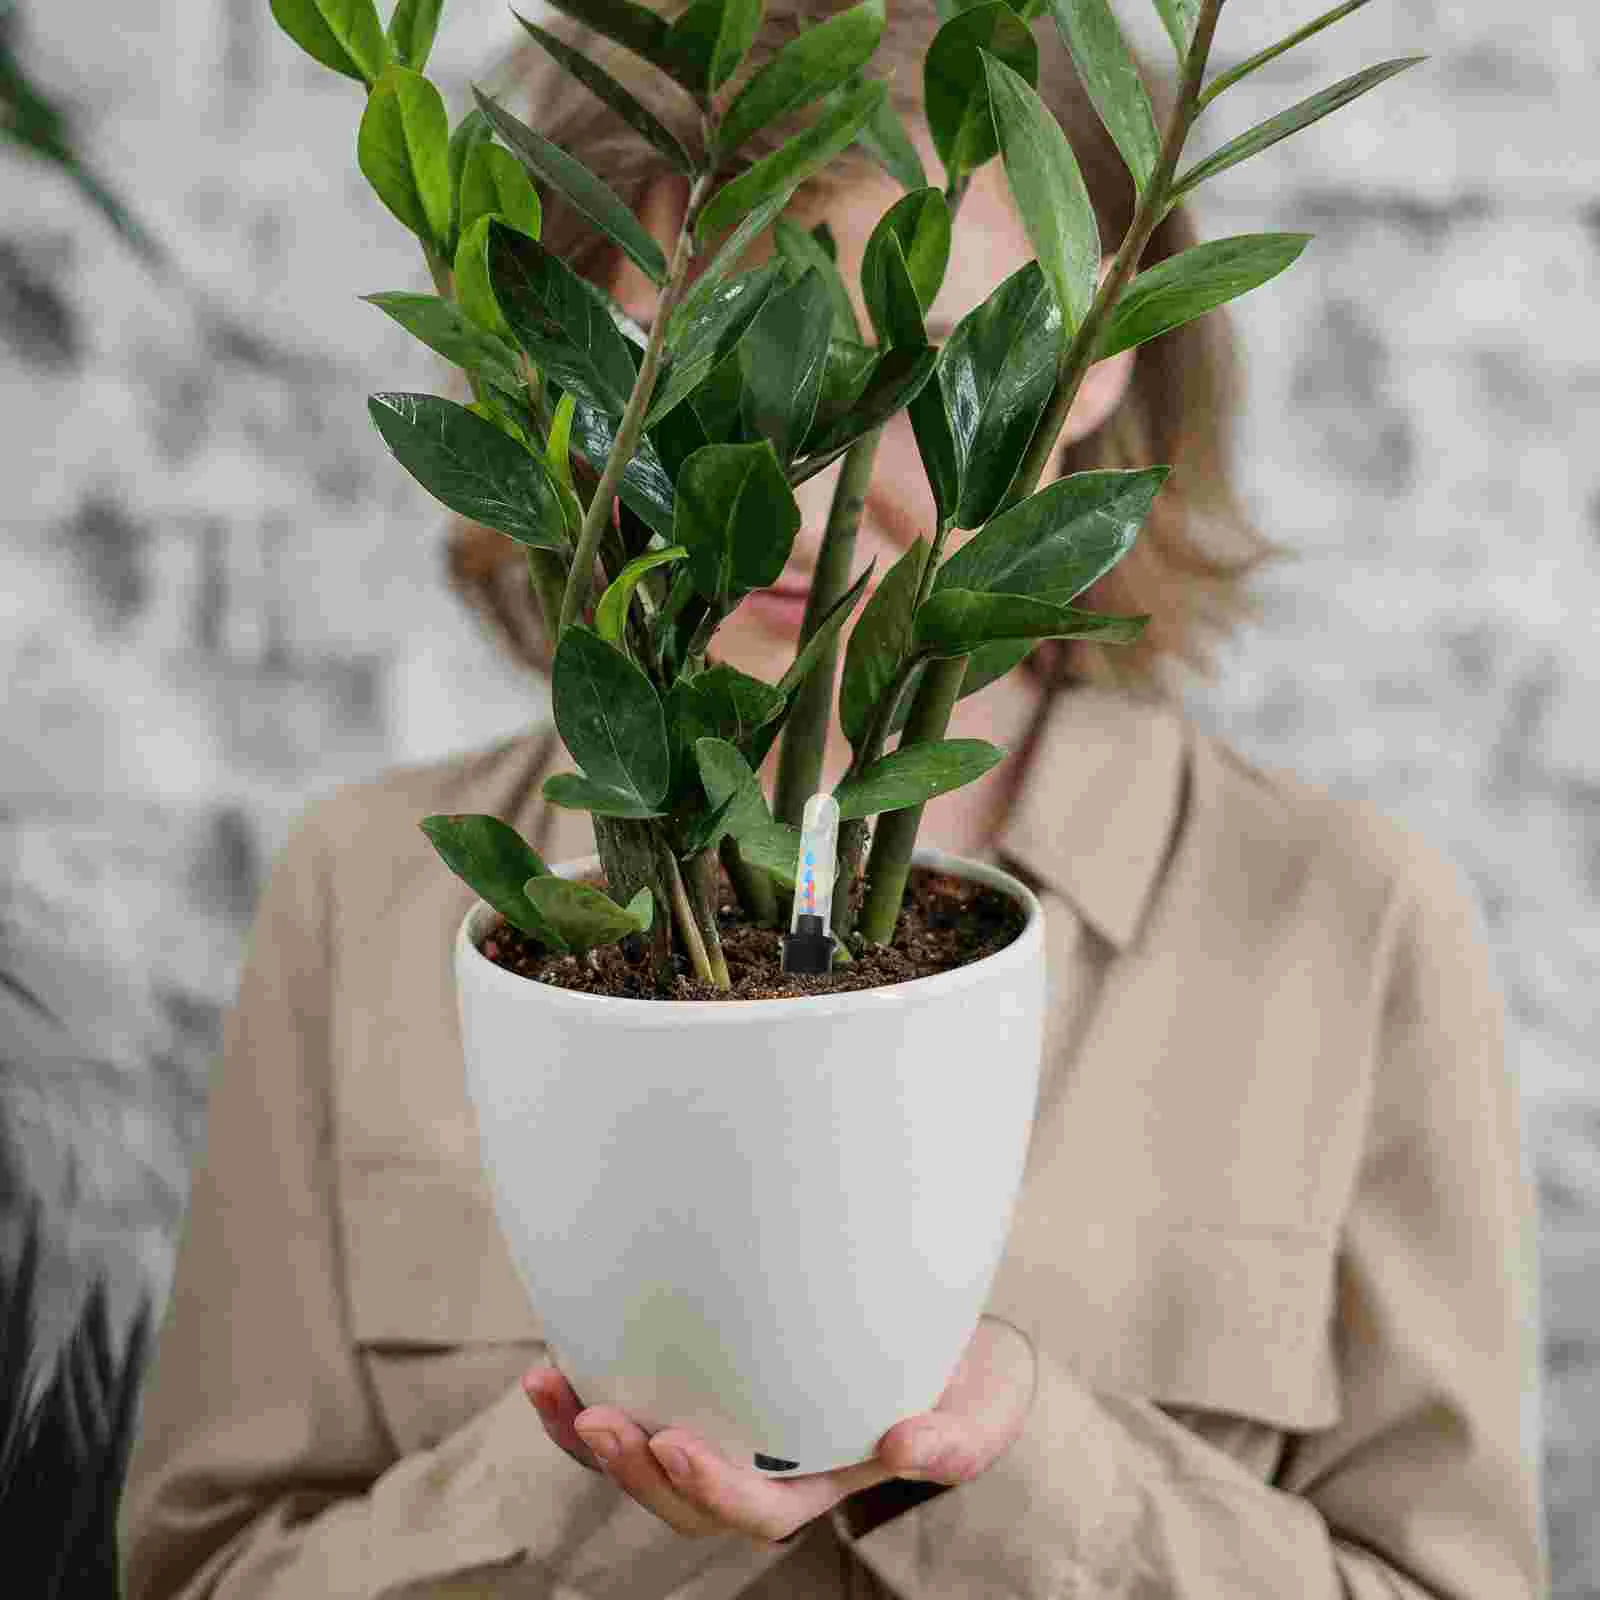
[456,844,1043,1024]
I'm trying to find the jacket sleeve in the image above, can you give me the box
[837,840,1550,1598]
[116,798,725,1599]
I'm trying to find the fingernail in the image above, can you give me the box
[577,1428,619,1461]
[653,1441,691,1481]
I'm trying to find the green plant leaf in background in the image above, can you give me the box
[772,218,861,340]
[445,106,494,256]
[472,86,668,285]
[715,0,886,157]
[542,770,668,817]
[458,141,544,242]
[693,738,801,884]
[797,343,937,464]
[663,0,764,96]
[860,187,949,343]
[565,395,680,538]
[831,70,927,192]
[1092,232,1312,361]
[512,9,694,173]
[453,213,513,337]
[673,441,800,602]
[625,885,654,931]
[551,624,672,811]
[982,50,1099,341]
[839,535,928,746]
[271,0,389,86]
[1168,56,1426,210]
[360,292,527,393]
[596,545,689,646]
[368,393,568,548]
[737,267,833,462]
[644,264,783,428]
[1045,0,1159,198]
[923,2,1036,181]
[523,876,649,950]
[832,738,1003,818]
[386,0,444,70]
[914,587,1148,655]
[418,813,568,949]
[1150,0,1200,62]
[358,66,452,249]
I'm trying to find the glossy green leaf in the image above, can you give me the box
[1169,57,1427,208]
[565,397,678,538]
[695,79,887,246]
[955,637,1034,701]
[737,267,833,462]
[547,390,577,495]
[644,265,783,429]
[677,787,742,856]
[1196,2,1376,113]
[687,347,747,445]
[472,86,668,286]
[531,0,680,84]
[907,342,961,523]
[386,0,444,70]
[486,221,638,415]
[1150,0,1200,61]
[693,738,801,885]
[845,76,928,191]
[673,441,800,601]
[368,393,567,548]
[923,3,1036,179]
[541,771,668,817]
[523,876,648,952]
[939,259,1062,528]
[511,11,694,173]
[445,108,494,256]
[670,185,790,337]
[625,885,654,931]
[861,188,949,344]
[716,0,886,156]
[454,214,511,338]
[832,738,1003,819]
[982,51,1099,338]
[270,0,388,85]
[798,344,937,462]
[418,813,567,949]
[596,545,689,646]
[1045,0,1159,197]
[680,661,787,747]
[934,466,1168,599]
[358,66,452,248]
[801,338,878,445]
[551,624,671,809]
[360,292,525,392]
[459,142,543,242]
[914,587,1148,656]
[1093,232,1312,361]
[839,535,928,746]
[772,219,861,341]
[664,0,764,95]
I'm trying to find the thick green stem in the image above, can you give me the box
[771,426,882,827]
[660,839,718,987]
[685,849,732,989]
[719,833,778,925]
[559,174,714,637]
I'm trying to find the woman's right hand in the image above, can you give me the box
[521,1366,605,1474]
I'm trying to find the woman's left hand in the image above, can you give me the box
[522,1314,1037,1549]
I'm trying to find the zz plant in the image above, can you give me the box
[270,0,1422,992]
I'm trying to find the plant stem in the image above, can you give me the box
[771,426,882,827]
[719,833,778,924]
[558,173,714,638]
[685,849,732,989]
[660,837,718,987]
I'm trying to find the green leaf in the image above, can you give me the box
[772,218,861,341]
[1196,2,1377,113]
[674,441,800,601]
[360,292,526,392]
[832,738,1003,819]
[625,885,654,931]
[798,343,937,462]
[924,3,1037,180]
[679,661,787,748]
[907,339,961,522]
[547,390,577,495]
[716,0,886,157]
[1044,0,1159,197]
[596,545,689,646]
[843,75,928,191]
[1093,232,1312,361]
[670,185,790,336]
[678,787,742,856]
[693,738,801,885]
[446,108,495,256]
[486,221,639,416]
[861,188,950,344]
[939,258,1061,528]
[472,86,668,286]
[523,876,648,952]
[358,66,452,248]
[368,393,567,548]
[511,10,694,173]
[454,214,511,338]
[644,265,784,429]
[934,466,1168,598]
[566,396,679,538]
[914,587,1148,656]
[459,142,543,243]
[1150,0,1200,61]
[955,637,1034,701]
[737,267,833,462]
[801,338,878,444]
[839,535,928,747]
[982,50,1099,339]
[418,813,568,949]
[270,0,389,85]
[695,78,887,247]
[664,0,764,95]
[542,771,668,817]
[1169,57,1428,208]
[551,624,671,808]
[531,0,679,84]
[386,0,444,70]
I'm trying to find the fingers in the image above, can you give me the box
[521,1367,604,1474]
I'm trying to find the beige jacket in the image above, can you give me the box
[120,685,1549,1598]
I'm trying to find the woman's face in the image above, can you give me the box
[606,141,1135,689]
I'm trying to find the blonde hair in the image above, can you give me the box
[445,0,1294,708]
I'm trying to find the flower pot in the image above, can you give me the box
[455,845,1045,1475]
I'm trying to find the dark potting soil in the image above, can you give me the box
[477,862,1026,1001]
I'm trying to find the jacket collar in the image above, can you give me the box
[991,684,1188,953]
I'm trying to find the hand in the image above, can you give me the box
[522,1313,1037,1550]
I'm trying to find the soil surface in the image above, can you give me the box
[478,862,1026,1001]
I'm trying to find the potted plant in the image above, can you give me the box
[270,0,1420,1473]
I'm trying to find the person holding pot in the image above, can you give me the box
[119,1,1547,1595]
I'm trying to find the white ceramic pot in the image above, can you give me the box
[455,845,1045,1475]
